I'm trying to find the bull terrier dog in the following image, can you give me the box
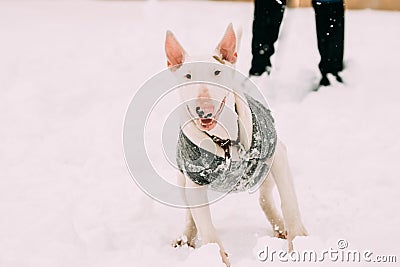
[166,24,307,266]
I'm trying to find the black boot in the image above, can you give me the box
[250,58,271,76]
[319,74,330,87]
[312,0,345,78]
[334,73,343,83]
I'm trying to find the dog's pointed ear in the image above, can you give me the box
[165,30,185,69]
[216,23,237,64]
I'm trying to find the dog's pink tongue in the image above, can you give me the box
[198,118,217,131]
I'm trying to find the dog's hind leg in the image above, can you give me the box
[259,174,286,239]
[271,140,308,251]
[172,172,198,248]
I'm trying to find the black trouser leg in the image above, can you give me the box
[313,1,345,77]
[250,0,286,76]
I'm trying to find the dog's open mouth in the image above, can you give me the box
[200,118,214,126]
[186,96,226,131]
[198,118,217,130]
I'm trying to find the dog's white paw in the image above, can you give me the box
[274,229,287,239]
[273,223,287,239]
[172,235,196,248]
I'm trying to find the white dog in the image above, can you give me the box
[166,24,307,266]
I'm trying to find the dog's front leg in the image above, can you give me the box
[184,177,230,267]
[173,172,198,248]
[271,140,308,251]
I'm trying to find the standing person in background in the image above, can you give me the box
[312,0,345,87]
[249,0,286,76]
[249,0,345,88]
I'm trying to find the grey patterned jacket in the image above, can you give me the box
[176,94,277,193]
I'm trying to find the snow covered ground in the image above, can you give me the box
[1,1,399,266]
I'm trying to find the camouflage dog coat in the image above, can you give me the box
[176,94,277,193]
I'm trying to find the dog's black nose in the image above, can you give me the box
[195,107,205,118]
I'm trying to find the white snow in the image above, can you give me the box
[0,1,399,266]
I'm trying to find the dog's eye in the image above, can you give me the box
[185,73,192,79]
[214,70,221,76]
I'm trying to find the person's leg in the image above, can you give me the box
[329,1,345,77]
[313,0,331,85]
[250,0,286,76]
[313,0,345,86]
